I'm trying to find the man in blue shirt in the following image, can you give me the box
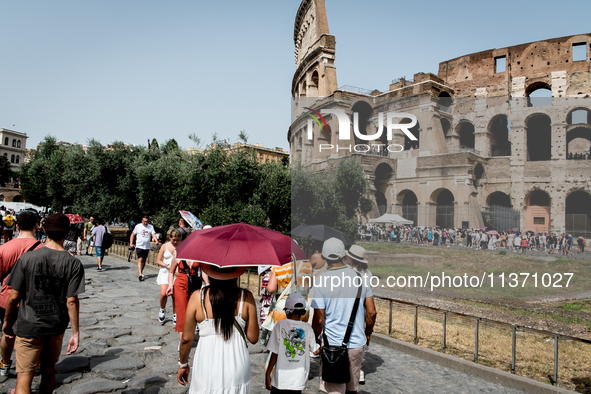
[311,238,377,394]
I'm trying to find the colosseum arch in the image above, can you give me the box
[567,107,591,125]
[397,189,418,226]
[565,190,591,237]
[307,69,319,97]
[526,81,552,107]
[488,115,512,157]
[351,101,373,145]
[403,119,420,150]
[473,163,485,186]
[525,189,551,233]
[430,188,455,228]
[374,162,394,216]
[525,113,552,161]
[565,108,591,160]
[455,120,475,150]
[487,191,512,207]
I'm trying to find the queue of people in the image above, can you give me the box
[359,223,588,255]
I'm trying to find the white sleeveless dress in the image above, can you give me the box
[156,248,175,285]
[188,289,251,394]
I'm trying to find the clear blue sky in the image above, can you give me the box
[1,0,589,151]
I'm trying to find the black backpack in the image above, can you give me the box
[102,227,114,250]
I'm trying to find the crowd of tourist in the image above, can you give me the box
[6,207,591,393]
[359,223,587,255]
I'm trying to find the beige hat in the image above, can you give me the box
[346,245,368,265]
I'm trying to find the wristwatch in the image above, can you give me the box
[178,360,189,368]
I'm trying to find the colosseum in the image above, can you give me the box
[289,0,591,236]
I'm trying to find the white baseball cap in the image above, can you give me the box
[322,237,345,261]
[285,292,306,312]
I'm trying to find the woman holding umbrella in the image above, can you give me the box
[177,265,259,393]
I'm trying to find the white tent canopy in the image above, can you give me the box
[369,213,413,225]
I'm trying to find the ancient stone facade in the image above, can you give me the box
[289,0,591,236]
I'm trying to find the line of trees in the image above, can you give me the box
[19,136,372,239]
[19,136,290,233]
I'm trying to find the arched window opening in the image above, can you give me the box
[308,70,319,97]
[402,118,420,150]
[567,109,591,125]
[400,191,418,226]
[374,163,393,216]
[526,83,552,107]
[433,189,454,228]
[474,163,485,186]
[457,122,475,150]
[489,115,512,157]
[11,139,16,147]
[319,123,331,142]
[351,101,373,145]
[438,92,453,113]
[16,140,21,148]
[567,127,591,160]
[488,192,512,208]
[528,191,550,207]
[565,191,591,238]
[15,155,19,164]
[3,138,7,146]
[10,155,14,163]
[526,114,552,161]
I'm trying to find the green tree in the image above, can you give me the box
[21,134,292,234]
[291,158,371,240]
[0,155,13,187]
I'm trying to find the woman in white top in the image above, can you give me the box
[178,265,259,393]
[155,229,180,324]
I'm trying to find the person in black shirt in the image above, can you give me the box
[2,213,85,394]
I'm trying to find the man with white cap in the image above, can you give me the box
[311,237,377,394]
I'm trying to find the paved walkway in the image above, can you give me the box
[0,254,530,394]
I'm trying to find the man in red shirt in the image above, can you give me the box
[0,211,42,382]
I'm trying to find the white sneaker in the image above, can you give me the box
[158,309,165,323]
[172,314,177,324]
[359,369,365,385]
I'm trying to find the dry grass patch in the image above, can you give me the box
[373,298,591,392]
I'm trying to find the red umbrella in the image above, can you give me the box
[176,223,306,268]
[487,230,499,235]
[65,214,84,224]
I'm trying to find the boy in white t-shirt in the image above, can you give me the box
[266,293,319,393]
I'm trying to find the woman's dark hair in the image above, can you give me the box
[94,218,103,225]
[208,278,240,341]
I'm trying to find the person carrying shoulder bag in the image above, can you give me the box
[311,238,377,394]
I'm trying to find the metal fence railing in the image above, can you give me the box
[565,214,591,238]
[375,296,591,387]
